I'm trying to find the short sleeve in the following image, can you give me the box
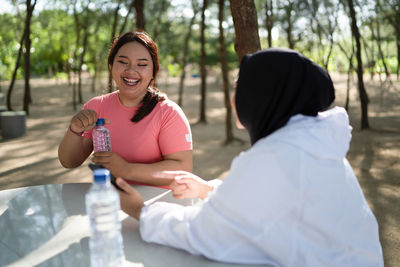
[158,101,192,155]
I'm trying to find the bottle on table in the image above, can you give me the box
[85,168,125,267]
[92,118,112,152]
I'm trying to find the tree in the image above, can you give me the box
[346,0,369,129]
[71,0,82,110]
[108,0,122,92]
[218,0,235,144]
[150,0,168,41]
[22,0,38,114]
[198,0,208,123]
[279,0,297,49]
[7,0,37,114]
[265,0,274,48]
[369,1,391,84]
[76,5,90,105]
[178,0,199,107]
[302,0,338,69]
[119,1,136,35]
[380,0,400,79]
[7,25,26,111]
[229,0,261,61]
[338,38,355,111]
[135,0,145,31]
[374,0,396,81]
[90,21,102,93]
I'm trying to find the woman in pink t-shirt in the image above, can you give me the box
[58,31,193,187]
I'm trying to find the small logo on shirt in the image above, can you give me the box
[185,134,192,143]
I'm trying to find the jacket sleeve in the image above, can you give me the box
[138,149,299,265]
[139,197,265,263]
[139,176,227,259]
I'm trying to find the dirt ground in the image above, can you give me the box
[0,71,399,266]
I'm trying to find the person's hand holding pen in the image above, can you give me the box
[152,171,213,200]
[116,171,214,221]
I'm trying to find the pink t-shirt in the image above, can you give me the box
[82,91,192,186]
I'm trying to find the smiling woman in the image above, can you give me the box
[112,42,154,106]
[58,31,193,187]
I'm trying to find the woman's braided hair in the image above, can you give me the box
[108,31,165,123]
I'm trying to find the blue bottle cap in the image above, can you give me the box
[96,118,105,126]
[93,168,110,183]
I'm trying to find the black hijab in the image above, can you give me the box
[235,48,335,145]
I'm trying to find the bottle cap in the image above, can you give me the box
[96,118,105,126]
[93,168,110,183]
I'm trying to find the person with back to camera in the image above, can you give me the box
[58,31,193,187]
[115,48,384,266]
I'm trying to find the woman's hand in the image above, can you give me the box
[116,178,144,220]
[69,109,98,134]
[153,171,213,200]
[92,152,128,178]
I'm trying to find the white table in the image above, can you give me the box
[0,183,265,267]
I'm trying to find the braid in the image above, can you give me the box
[131,88,166,123]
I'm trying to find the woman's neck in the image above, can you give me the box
[118,91,145,108]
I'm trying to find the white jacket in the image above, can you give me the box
[139,107,383,266]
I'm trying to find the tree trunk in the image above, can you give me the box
[347,0,369,129]
[135,0,145,31]
[77,8,89,104]
[345,54,354,111]
[7,0,36,113]
[284,2,295,49]
[198,0,208,123]
[119,0,135,35]
[91,21,101,93]
[72,0,82,110]
[229,0,261,61]
[336,33,355,111]
[370,2,391,83]
[265,0,273,48]
[324,13,336,70]
[360,34,375,81]
[65,56,71,86]
[7,26,27,111]
[23,0,36,115]
[324,41,334,70]
[108,0,121,92]
[151,0,167,41]
[91,65,98,93]
[178,0,198,107]
[219,0,234,144]
[72,80,77,111]
[111,0,121,39]
[397,35,400,80]
[380,0,400,79]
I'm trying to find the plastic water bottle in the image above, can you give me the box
[92,118,112,152]
[85,169,125,266]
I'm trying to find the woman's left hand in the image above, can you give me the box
[116,178,144,220]
[92,151,128,177]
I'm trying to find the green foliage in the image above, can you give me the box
[0,0,399,82]
[167,62,181,77]
[0,13,20,79]
[28,9,76,77]
[375,56,398,73]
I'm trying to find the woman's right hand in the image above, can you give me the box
[69,109,98,134]
[153,171,213,199]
